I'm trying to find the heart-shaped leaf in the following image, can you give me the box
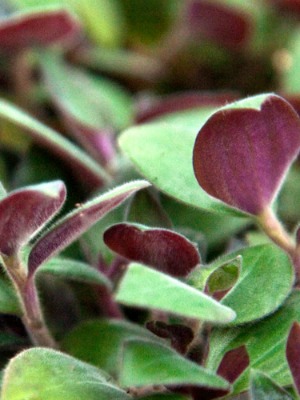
[250,369,293,399]
[0,99,110,189]
[116,263,236,323]
[0,8,81,51]
[120,339,230,390]
[286,321,300,395]
[28,180,150,276]
[0,180,66,256]
[104,223,200,277]
[193,94,300,215]
[1,347,130,400]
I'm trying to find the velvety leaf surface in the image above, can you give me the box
[120,339,230,389]
[193,94,300,215]
[0,181,66,256]
[119,107,245,216]
[0,8,81,50]
[1,348,131,400]
[136,92,238,123]
[37,257,111,287]
[0,99,110,189]
[62,319,159,377]
[28,180,150,275]
[104,223,200,277]
[186,0,252,49]
[116,263,236,323]
[250,369,293,399]
[286,322,300,395]
[0,277,21,315]
[206,290,300,394]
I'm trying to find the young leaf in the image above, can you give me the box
[116,263,236,323]
[120,338,230,389]
[0,99,110,189]
[286,322,300,395]
[250,369,293,399]
[0,181,66,256]
[1,348,131,400]
[37,257,111,287]
[0,8,81,50]
[193,94,300,215]
[103,223,200,277]
[28,180,150,275]
[62,319,159,377]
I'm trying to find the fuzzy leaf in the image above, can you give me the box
[116,263,236,323]
[1,348,130,400]
[286,322,300,395]
[250,369,293,399]
[62,319,159,377]
[37,257,111,287]
[28,180,150,275]
[193,94,300,215]
[120,339,230,389]
[0,181,66,256]
[0,8,81,50]
[104,223,200,277]
[0,99,110,189]
[0,277,21,315]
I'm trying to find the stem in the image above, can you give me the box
[3,255,58,348]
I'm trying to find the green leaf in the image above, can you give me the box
[1,348,130,400]
[0,276,21,315]
[118,109,245,216]
[139,395,188,400]
[37,257,111,287]
[220,244,294,325]
[0,99,110,188]
[120,339,230,389]
[282,29,300,94]
[116,263,236,324]
[206,257,241,294]
[206,290,300,394]
[250,369,293,399]
[62,319,159,377]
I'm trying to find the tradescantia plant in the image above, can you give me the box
[2,1,300,400]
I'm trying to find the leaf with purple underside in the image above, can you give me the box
[28,180,150,276]
[104,223,200,277]
[0,99,110,189]
[193,94,300,215]
[186,0,252,49]
[0,180,66,256]
[0,8,81,51]
[286,321,300,395]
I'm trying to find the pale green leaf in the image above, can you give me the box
[250,369,293,399]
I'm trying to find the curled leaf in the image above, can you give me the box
[0,8,81,51]
[0,180,66,256]
[28,180,150,276]
[104,223,200,277]
[193,94,300,215]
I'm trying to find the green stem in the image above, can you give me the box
[3,254,58,348]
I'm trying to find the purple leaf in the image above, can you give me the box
[136,92,239,123]
[286,321,300,395]
[272,0,300,16]
[192,345,249,399]
[0,8,81,51]
[28,180,150,276]
[0,181,66,256]
[186,0,252,49]
[103,223,200,277]
[193,94,300,215]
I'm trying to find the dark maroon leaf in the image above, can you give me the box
[191,345,249,400]
[103,223,200,277]
[146,321,194,354]
[0,8,81,51]
[28,180,150,276]
[136,92,239,124]
[186,0,252,49]
[286,321,300,395]
[271,0,300,17]
[0,181,66,256]
[193,94,300,215]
